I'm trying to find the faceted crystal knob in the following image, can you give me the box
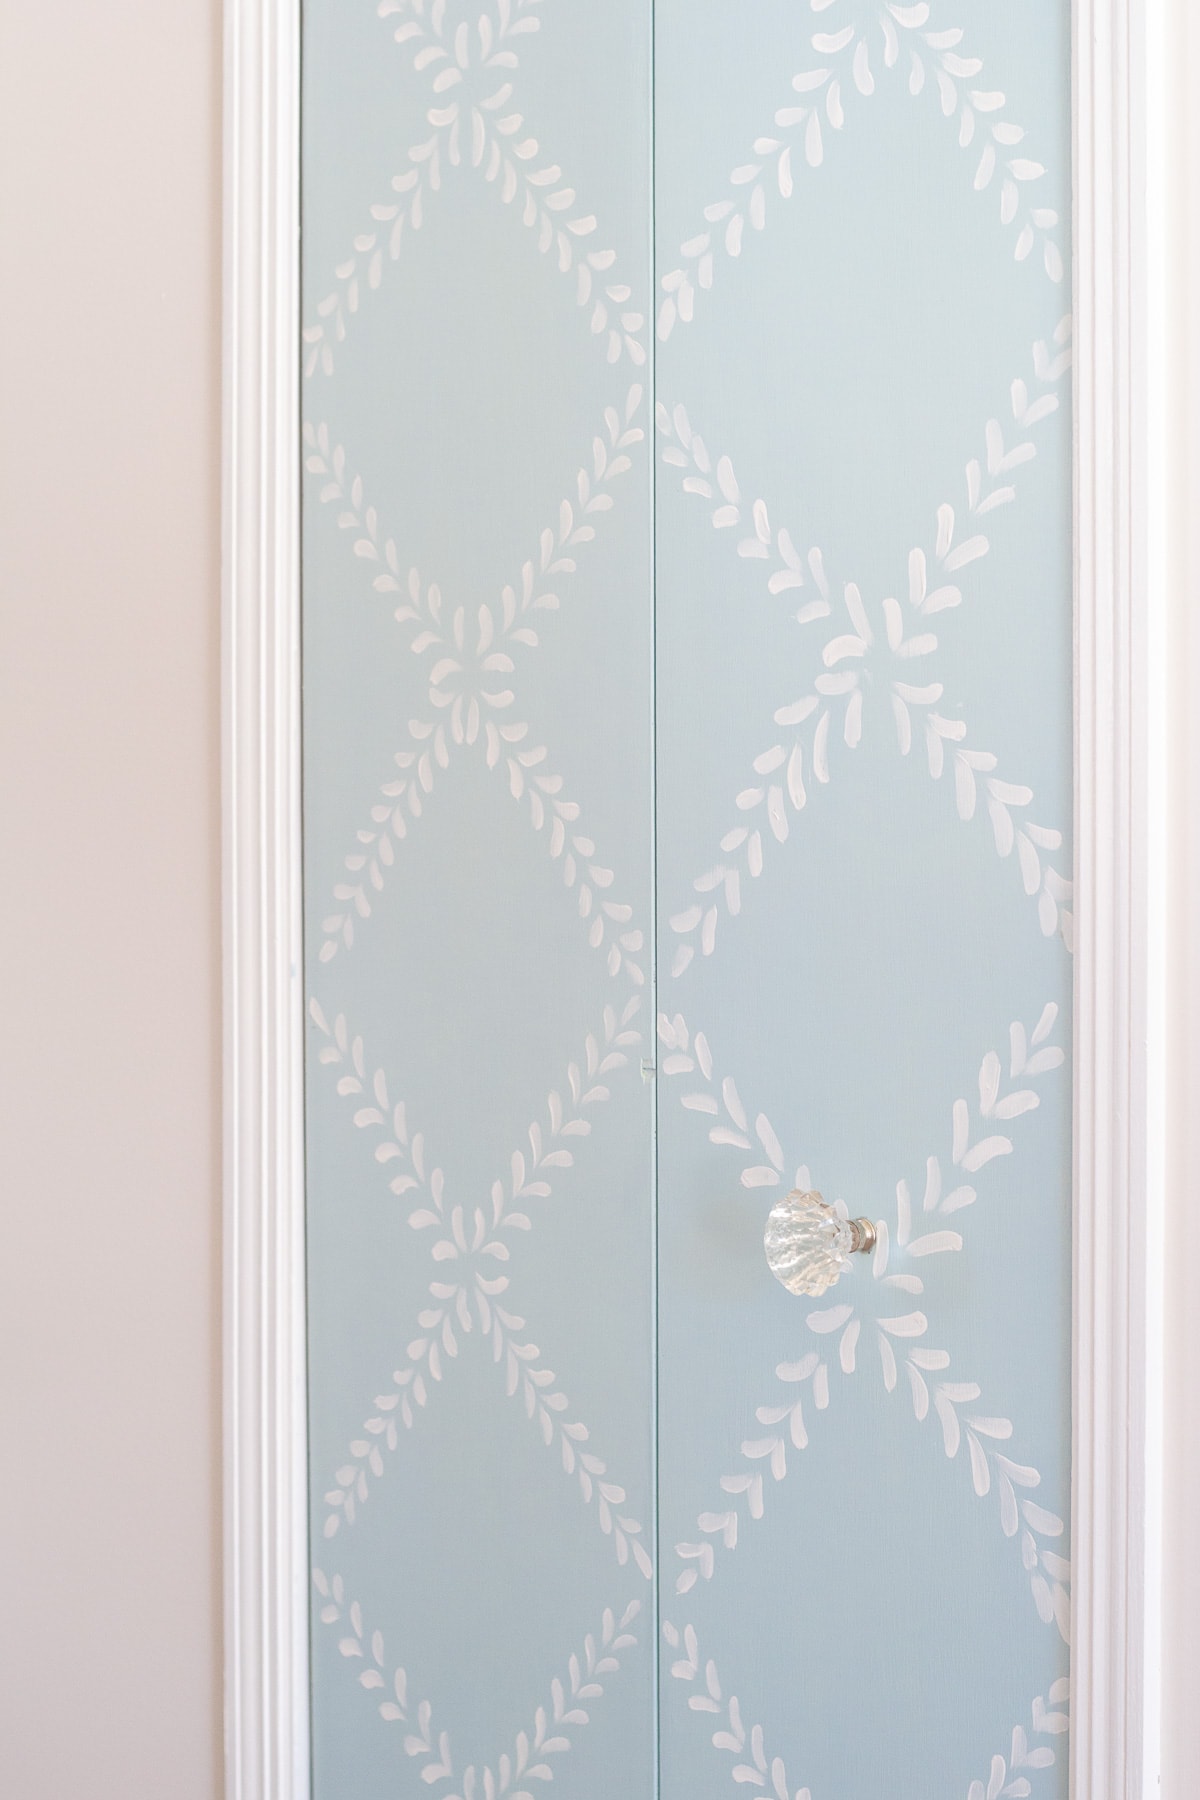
[764,1189,877,1298]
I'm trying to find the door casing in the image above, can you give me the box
[219,2,1168,1793]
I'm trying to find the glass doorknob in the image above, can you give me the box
[764,1188,878,1298]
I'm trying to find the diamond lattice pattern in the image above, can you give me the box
[301,3,1074,1797]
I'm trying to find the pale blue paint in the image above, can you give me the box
[302,3,1073,1794]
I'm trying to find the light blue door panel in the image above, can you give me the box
[301,2,655,1793]
[301,2,1074,1794]
[654,4,1072,1795]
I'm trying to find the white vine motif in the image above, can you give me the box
[659,1006,1071,1638]
[305,0,645,375]
[310,992,640,1436]
[662,1622,812,1800]
[482,1303,651,1576]
[300,178,660,1728]
[308,1003,458,1532]
[485,719,647,985]
[304,390,645,964]
[302,0,452,377]
[657,327,1069,601]
[296,3,1076,1786]
[473,97,645,370]
[314,708,649,975]
[314,1571,639,1800]
[303,386,642,683]
[968,1681,1070,1800]
[656,1001,1063,1199]
[656,1011,788,1182]
[448,1602,641,1800]
[311,997,650,1569]
[309,999,449,1212]
[677,1335,1071,1641]
[312,1570,453,1782]
[657,0,1063,340]
[318,717,445,962]
[658,324,1074,969]
[664,1615,1067,1800]
[313,995,640,1244]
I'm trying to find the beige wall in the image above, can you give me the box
[0,3,1194,1796]
[0,2,223,1796]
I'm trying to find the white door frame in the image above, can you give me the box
[222,1,307,1793]
[220,2,1167,1794]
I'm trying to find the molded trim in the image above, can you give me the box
[1071,0,1165,1792]
[222,0,1167,1791]
[222,1,308,1795]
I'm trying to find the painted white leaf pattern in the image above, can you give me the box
[303,2,656,1790]
[303,0,1072,1794]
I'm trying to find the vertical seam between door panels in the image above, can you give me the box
[649,0,661,1793]
[297,0,317,1775]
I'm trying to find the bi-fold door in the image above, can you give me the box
[300,3,1074,1794]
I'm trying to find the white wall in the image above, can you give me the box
[0,3,222,1795]
[0,2,1194,1795]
